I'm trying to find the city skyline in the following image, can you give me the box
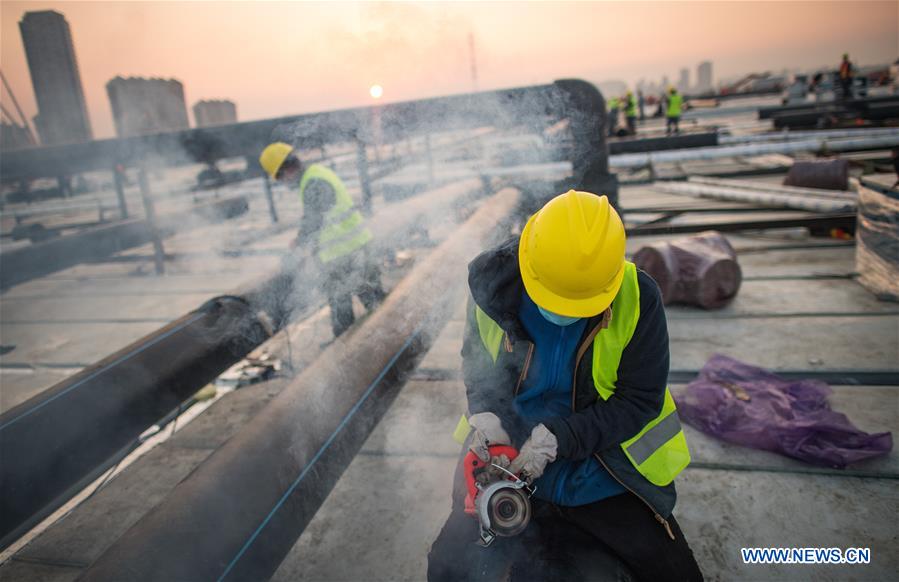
[1,1,896,140]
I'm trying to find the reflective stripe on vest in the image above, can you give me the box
[299,164,372,263]
[593,261,690,486]
[475,305,504,363]
[667,94,683,117]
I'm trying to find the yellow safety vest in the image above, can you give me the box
[667,93,683,118]
[456,262,690,487]
[299,164,372,264]
[626,95,637,117]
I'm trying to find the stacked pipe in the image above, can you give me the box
[654,177,857,213]
[80,188,520,582]
[718,127,899,145]
[610,131,899,169]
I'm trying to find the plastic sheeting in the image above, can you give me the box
[633,231,741,309]
[676,354,893,468]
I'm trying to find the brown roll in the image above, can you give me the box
[633,231,742,309]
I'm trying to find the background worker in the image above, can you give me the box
[839,53,854,101]
[666,87,683,135]
[607,95,620,137]
[638,89,646,121]
[625,90,638,135]
[428,190,702,581]
[259,142,386,338]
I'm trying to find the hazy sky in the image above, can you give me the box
[2,1,897,139]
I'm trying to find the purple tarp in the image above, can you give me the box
[675,354,893,468]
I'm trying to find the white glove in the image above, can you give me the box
[508,424,558,483]
[468,412,511,462]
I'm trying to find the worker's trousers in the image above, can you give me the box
[666,116,680,135]
[427,490,703,582]
[322,249,386,338]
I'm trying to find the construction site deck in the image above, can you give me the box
[0,87,897,581]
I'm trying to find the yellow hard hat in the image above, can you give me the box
[259,142,294,179]
[519,190,626,317]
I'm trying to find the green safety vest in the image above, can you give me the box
[455,262,690,487]
[299,164,372,264]
[626,95,637,117]
[667,93,683,118]
[608,97,620,111]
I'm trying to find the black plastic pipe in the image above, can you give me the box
[0,295,272,550]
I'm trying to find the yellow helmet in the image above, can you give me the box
[519,190,626,317]
[259,142,294,179]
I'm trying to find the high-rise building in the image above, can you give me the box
[697,61,714,93]
[19,10,93,145]
[193,100,237,127]
[678,68,690,93]
[106,76,190,137]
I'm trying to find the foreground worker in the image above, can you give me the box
[666,87,683,135]
[625,90,638,135]
[259,142,386,338]
[428,190,702,581]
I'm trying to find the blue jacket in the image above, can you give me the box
[515,291,626,506]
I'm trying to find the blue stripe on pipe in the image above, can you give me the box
[218,328,422,581]
[0,313,206,431]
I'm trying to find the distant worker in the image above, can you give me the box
[638,89,646,121]
[839,53,854,101]
[666,87,683,135]
[625,90,638,135]
[259,142,386,338]
[427,190,702,581]
[607,95,620,137]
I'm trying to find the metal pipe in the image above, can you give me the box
[687,176,857,200]
[80,187,520,582]
[718,127,899,145]
[610,133,899,169]
[356,137,373,216]
[653,182,856,213]
[112,166,128,219]
[137,166,165,275]
[0,195,249,290]
[263,176,279,223]
[627,213,855,237]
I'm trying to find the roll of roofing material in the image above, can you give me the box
[688,176,856,200]
[783,159,849,191]
[855,178,899,302]
[633,231,742,309]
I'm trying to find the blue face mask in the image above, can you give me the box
[538,306,581,327]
